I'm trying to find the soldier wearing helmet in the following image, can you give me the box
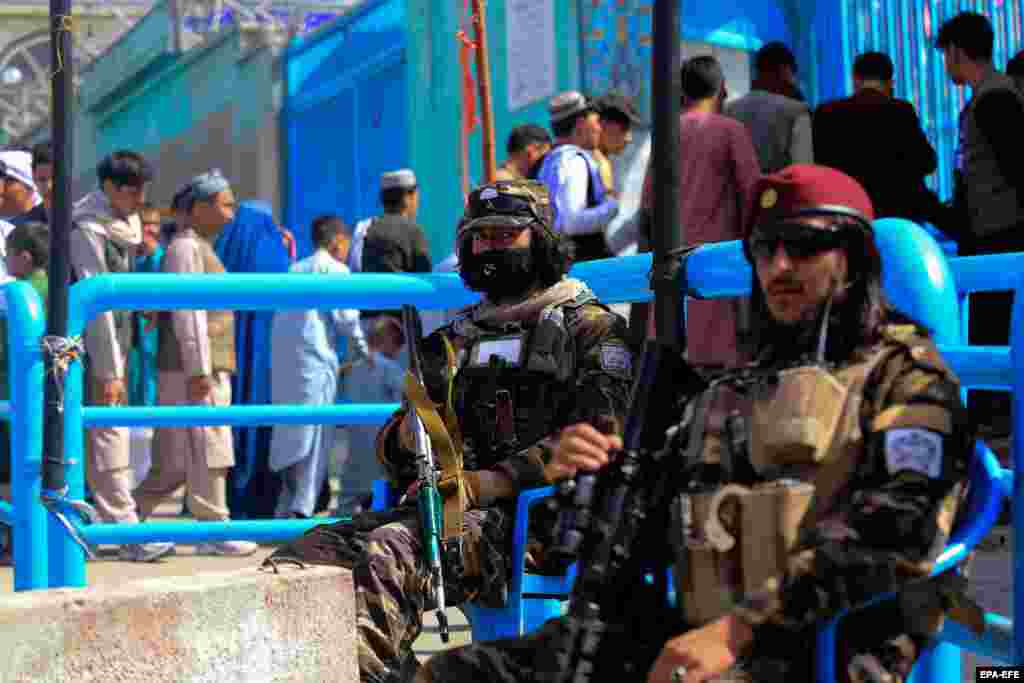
[266,180,633,683]
[419,166,974,683]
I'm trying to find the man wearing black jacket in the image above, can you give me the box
[360,168,433,323]
[937,12,1024,435]
[813,52,939,223]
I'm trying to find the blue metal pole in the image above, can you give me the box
[50,357,85,588]
[62,254,724,326]
[949,253,1024,295]
[908,642,961,683]
[81,518,351,545]
[82,403,400,428]
[935,346,1011,389]
[937,611,1013,665]
[1012,272,1024,665]
[5,281,49,590]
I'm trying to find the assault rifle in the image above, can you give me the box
[553,0,693,677]
[401,305,451,643]
[553,341,708,683]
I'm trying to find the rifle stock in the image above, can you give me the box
[402,305,450,643]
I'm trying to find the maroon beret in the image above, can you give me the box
[746,164,875,238]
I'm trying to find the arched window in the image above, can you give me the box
[0,29,89,141]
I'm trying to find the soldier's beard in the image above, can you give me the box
[460,247,537,301]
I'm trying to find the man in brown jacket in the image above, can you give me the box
[135,171,257,557]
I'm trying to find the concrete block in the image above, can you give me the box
[0,565,357,683]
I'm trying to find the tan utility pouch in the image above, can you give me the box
[677,480,816,626]
[675,488,740,626]
[750,366,848,468]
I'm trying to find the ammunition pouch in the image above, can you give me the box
[675,479,815,626]
[750,366,849,469]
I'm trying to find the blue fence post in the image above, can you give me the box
[1013,272,1024,666]
[5,282,49,590]
[47,322,86,588]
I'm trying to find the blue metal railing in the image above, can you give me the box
[0,220,1018,680]
[2,281,48,591]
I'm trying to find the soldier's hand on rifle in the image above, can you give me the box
[646,615,752,683]
[545,423,622,481]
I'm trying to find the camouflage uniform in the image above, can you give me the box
[420,164,973,683]
[356,276,632,678]
[419,320,970,683]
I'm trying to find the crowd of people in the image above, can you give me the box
[0,147,435,563]
[0,8,1017,683]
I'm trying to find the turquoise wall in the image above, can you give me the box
[93,32,238,161]
[70,2,281,208]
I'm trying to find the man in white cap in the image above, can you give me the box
[535,91,620,263]
[355,168,432,328]
[0,150,42,278]
[0,149,42,220]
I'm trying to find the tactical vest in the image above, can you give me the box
[157,234,236,374]
[447,299,587,472]
[70,224,136,354]
[541,145,613,263]
[959,71,1024,238]
[673,327,934,627]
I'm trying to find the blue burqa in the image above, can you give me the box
[214,200,292,518]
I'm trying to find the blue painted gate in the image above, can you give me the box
[283,0,408,257]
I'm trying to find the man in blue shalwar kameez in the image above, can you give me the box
[269,215,370,518]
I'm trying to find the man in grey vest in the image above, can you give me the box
[937,11,1024,438]
[726,42,813,173]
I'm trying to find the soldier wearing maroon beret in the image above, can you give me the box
[418,163,977,683]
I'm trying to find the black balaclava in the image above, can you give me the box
[460,245,536,300]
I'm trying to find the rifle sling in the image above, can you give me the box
[404,372,467,545]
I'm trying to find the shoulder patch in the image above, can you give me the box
[884,428,943,478]
[599,343,633,374]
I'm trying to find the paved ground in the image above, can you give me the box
[0,508,1015,683]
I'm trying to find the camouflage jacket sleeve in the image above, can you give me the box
[494,302,634,489]
[733,336,972,640]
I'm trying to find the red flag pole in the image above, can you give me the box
[471,0,497,183]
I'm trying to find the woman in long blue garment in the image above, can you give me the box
[214,200,294,518]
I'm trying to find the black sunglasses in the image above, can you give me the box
[467,191,544,224]
[747,223,846,262]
